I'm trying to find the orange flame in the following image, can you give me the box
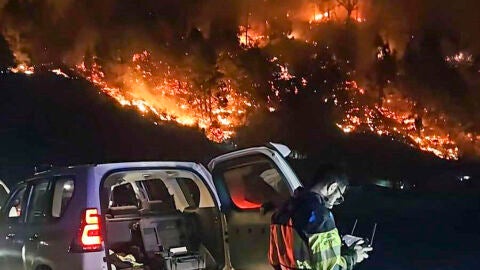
[238,25,269,48]
[9,64,34,75]
[335,81,461,160]
[310,12,331,23]
[75,51,253,142]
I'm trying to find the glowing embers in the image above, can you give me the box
[238,25,269,48]
[310,12,331,23]
[51,68,70,78]
[8,64,71,78]
[334,81,460,160]
[445,51,473,67]
[76,51,253,142]
[307,5,366,24]
[9,63,34,75]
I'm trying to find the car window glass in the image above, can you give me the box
[111,183,138,207]
[5,185,27,222]
[220,155,291,210]
[141,179,176,209]
[27,180,51,223]
[176,177,200,208]
[141,179,173,202]
[52,178,75,218]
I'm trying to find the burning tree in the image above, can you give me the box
[310,0,322,19]
[309,0,336,23]
[337,0,359,20]
[371,35,397,106]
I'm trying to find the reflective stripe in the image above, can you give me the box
[312,248,338,262]
[309,228,342,253]
[270,221,312,269]
[269,225,280,266]
[308,228,349,270]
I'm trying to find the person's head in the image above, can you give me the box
[309,165,349,209]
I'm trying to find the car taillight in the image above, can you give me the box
[70,208,103,252]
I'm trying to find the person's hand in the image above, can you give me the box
[353,240,373,264]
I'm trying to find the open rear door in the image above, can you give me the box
[208,144,301,270]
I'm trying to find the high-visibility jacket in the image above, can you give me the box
[269,189,356,270]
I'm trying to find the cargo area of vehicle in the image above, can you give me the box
[100,169,224,270]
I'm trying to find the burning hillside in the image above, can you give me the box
[334,82,460,160]
[2,0,480,160]
[75,51,254,142]
[7,51,475,160]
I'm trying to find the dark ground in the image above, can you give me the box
[335,185,480,270]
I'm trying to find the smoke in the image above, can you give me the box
[1,0,480,156]
[2,0,477,66]
[0,0,243,64]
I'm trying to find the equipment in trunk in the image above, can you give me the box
[104,174,211,270]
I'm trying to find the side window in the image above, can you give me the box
[140,179,175,210]
[27,180,51,223]
[111,183,138,207]
[219,155,291,210]
[5,185,27,222]
[52,178,75,218]
[176,177,200,208]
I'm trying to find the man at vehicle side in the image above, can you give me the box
[269,166,372,270]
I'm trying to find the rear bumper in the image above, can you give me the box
[35,251,107,270]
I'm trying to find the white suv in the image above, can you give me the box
[0,143,302,270]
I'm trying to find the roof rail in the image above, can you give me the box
[34,164,54,174]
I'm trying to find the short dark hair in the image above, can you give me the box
[309,165,349,189]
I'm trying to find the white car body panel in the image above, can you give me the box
[208,145,302,192]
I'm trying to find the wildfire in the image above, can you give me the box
[9,64,34,75]
[5,0,480,163]
[7,51,475,160]
[238,25,269,48]
[6,54,477,159]
[5,51,254,142]
[355,16,366,23]
[334,81,461,160]
[75,51,253,142]
[51,68,70,78]
[445,52,473,67]
[278,64,295,81]
[310,12,331,23]
[308,5,366,24]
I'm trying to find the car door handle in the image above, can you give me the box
[29,233,39,241]
[6,233,15,240]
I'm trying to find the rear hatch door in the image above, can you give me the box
[208,143,302,270]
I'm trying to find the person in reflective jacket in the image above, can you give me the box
[269,166,372,270]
